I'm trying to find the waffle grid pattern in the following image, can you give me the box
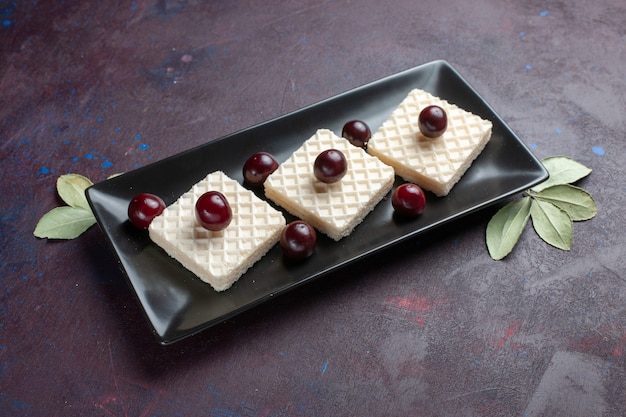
[368,88,492,194]
[149,171,285,285]
[265,129,395,238]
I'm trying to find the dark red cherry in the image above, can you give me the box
[195,191,232,231]
[128,193,165,229]
[418,105,447,138]
[280,221,316,260]
[243,152,279,186]
[392,183,426,217]
[314,149,347,183]
[342,120,371,148]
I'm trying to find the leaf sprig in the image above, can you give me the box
[486,156,597,260]
[34,174,97,239]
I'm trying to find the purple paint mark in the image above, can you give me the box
[592,146,605,156]
[539,10,549,17]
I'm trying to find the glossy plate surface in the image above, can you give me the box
[87,60,548,344]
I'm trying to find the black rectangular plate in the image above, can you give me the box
[87,60,548,344]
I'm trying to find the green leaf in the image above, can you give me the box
[57,174,93,210]
[532,156,592,192]
[486,196,532,260]
[534,184,598,221]
[530,199,573,250]
[34,206,96,239]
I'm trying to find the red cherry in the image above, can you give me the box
[314,149,347,183]
[342,120,371,148]
[243,152,279,186]
[128,193,165,229]
[280,221,316,260]
[195,191,232,231]
[418,105,447,138]
[392,183,426,217]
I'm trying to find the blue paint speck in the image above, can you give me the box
[519,31,525,37]
[135,134,142,140]
[539,10,549,16]
[72,157,79,162]
[321,361,328,374]
[11,400,29,411]
[86,153,93,160]
[40,166,50,174]
[592,146,605,156]
[139,144,150,150]
[555,128,562,134]
[530,143,538,149]
[524,64,532,71]
[3,19,11,27]
[101,160,113,168]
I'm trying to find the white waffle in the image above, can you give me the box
[367,88,492,196]
[264,129,395,241]
[149,171,285,292]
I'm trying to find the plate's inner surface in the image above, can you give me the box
[87,60,547,344]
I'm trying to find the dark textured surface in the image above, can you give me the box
[1,0,625,416]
